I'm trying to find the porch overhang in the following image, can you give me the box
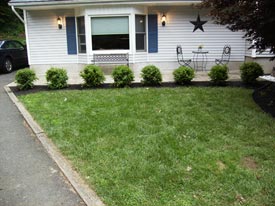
[9,0,201,10]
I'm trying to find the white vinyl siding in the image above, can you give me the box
[26,9,78,65]
[25,5,246,70]
[147,6,245,63]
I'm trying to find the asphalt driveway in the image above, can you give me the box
[0,72,85,206]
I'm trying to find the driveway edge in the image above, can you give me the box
[4,85,105,206]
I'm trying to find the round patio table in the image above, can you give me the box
[192,50,209,71]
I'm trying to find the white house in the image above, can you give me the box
[9,0,274,78]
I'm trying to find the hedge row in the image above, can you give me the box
[15,62,264,90]
[15,65,194,90]
[207,62,264,85]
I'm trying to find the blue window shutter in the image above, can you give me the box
[66,17,77,55]
[148,14,158,53]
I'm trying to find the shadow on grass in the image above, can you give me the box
[253,82,275,118]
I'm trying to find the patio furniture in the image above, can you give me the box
[93,53,129,66]
[215,45,231,65]
[192,49,209,71]
[176,45,192,67]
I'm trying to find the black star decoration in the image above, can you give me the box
[190,15,207,32]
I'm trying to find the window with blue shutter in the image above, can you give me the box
[66,17,77,55]
[148,14,158,53]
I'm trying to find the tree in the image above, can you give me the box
[0,0,23,32]
[0,0,15,25]
[201,0,275,56]
[0,0,24,37]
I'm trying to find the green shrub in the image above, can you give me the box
[240,62,264,84]
[80,65,105,87]
[208,65,229,84]
[173,66,195,85]
[46,67,68,89]
[112,65,134,87]
[141,65,162,86]
[15,68,38,90]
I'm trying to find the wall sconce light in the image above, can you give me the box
[57,17,62,29]
[161,14,166,26]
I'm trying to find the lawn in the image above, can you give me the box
[19,87,275,206]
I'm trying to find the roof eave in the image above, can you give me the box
[9,0,201,9]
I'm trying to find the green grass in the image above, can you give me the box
[19,87,275,206]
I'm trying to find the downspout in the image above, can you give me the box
[11,6,24,24]
[11,6,31,65]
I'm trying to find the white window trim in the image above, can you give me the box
[92,50,129,54]
[135,14,147,53]
[89,14,132,53]
[76,16,86,54]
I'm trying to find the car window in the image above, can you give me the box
[0,41,3,48]
[2,42,15,49]
[2,41,24,49]
[12,41,24,49]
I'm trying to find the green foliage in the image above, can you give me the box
[46,68,68,89]
[80,65,105,87]
[201,0,275,57]
[173,66,195,85]
[15,68,37,90]
[111,65,134,87]
[240,62,264,84]
[0,0,24,40]
[141,65,162,86]
[0,0,17,25]
[208,65,229,84]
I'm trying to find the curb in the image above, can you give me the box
[4,85,105,206]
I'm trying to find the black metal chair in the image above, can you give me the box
[176,45,192,67]
[215,45,231,65]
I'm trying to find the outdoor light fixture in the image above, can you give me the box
[161,14,166,26]
[57,17,62,29]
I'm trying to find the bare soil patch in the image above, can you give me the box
[217,161,226,171]
[241,156,258,170]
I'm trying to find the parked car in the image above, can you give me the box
[0,40,28,73]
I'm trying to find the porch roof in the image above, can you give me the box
[9,0,201,9]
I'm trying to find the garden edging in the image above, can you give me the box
[4,85,105,206]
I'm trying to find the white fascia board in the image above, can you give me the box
[10,0,201,10]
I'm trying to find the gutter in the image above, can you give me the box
[9,0,201,8]
[11,6,24,24]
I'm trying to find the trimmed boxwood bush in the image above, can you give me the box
[15,68,38,90]
[240,62,264,84]
[208,65,228,84]
[46,67,68,89]
[141,65,162,86]
[173,66,195,85]
[80,65,105,87]
[112,65,134,87]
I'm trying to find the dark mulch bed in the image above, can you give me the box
[10,81,262,95]
[10,80,274,118]
[253,82,275,118]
